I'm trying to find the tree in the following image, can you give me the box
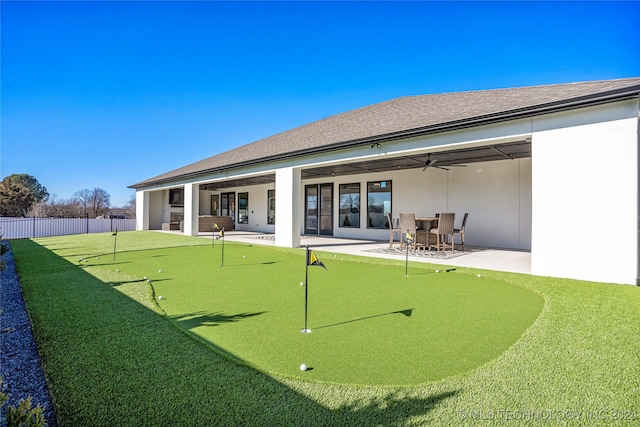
[72,188,111,218]
[124,194,136,219]
[0,174,49,217]
[29,194,82,217]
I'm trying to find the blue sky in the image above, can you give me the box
[2,1,639,207]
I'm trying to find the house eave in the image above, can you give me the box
[129,86,640,190]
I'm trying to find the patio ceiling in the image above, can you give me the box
[200,139,531,191]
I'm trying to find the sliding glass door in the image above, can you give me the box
[305,183,333,235]
[220,192,235,229]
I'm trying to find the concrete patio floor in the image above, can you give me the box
[196,231,531,275]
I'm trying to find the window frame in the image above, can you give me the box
[338,183,360,228]
[237,192,249,224]
[366,180,392,229]
[267,189,275,225]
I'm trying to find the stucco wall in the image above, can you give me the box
[234,183,275,232]
[305,158,531,250]
[531,101,638,285]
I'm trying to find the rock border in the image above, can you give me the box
[1,242,57,427]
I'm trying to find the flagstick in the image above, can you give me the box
[301,245,311,333]
[220,227,225,267]
[212,227,215,247]
[405,229,410,277]
[113,228,117,261]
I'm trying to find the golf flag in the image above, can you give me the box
[302,246,327,333]
[405,232,413,243]
[214,223,219,230]
[307,250,327,270]
[218,229,224,239]
[112,228,118,260]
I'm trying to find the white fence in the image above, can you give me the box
[0,217,137,239]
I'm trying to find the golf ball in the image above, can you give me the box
[300,364,307,371]
[158,269,163,273]
[116,269,120,272]
[158,295,164,300]
[435,269,440,273]
[299,282,304,286]
[144,276,148,280]
[243,255,247,258]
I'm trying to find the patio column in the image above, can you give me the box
[136,190,149,231]
[275,167,301,248]
[183,183,200,236]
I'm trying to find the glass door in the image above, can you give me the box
[220,192,235,229]
[319,184,333,235]
[211,195,219,216]
[305,184,333,235]
[305,185,318,235]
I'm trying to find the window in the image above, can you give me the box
[267,189,275,225]
[238,192,249,224]
[169,188,184,206]
[339,183,360,227]
[367,180,392,229]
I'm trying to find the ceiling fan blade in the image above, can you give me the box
[422,157,432,171]
[435,166,449,171]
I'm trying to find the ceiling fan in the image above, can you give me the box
[422,153,466,171]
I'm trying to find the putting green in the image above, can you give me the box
[97,242,543,385]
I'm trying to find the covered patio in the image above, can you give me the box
[189,230,531,275]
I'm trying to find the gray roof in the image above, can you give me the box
[130,77,640,188]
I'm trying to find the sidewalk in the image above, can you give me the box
[200,231,531,275]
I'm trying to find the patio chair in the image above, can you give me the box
[453,213,468,250]
[399,213,426,252]
[387,212,402,249]
[429,213,455,252]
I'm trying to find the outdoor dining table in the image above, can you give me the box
[415,217,439,247]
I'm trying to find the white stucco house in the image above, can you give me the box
[130,77,640,286]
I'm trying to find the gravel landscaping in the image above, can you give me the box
[1,242,57,427]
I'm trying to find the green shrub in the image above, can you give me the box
[0,379,46,427]
[0,238,8,271]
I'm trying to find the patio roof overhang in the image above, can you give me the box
[199,138,531,191]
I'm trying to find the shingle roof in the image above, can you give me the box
[130,77,640,188]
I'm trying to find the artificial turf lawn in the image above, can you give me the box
[87,242,543,385]
[10,232,640,426]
